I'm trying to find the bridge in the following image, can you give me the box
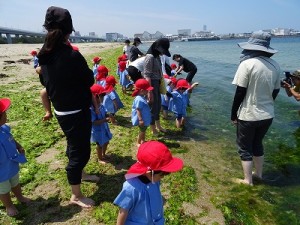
[0,26,105,44]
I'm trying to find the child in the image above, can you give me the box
[168,79,198,128]
[131,79,153,146]
[118,60,133,94]
[30,50,39,69]
[170,63,177,77]
[0,98,30,216]
[114,141,183,225]
[92,56,102,78]
[96,65,109,87]
[90,84,112,164]
[161,75,177,119]
[103,75,124,124]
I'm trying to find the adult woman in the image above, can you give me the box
[129,37,144,62]
[144,38,171,134]
[172,54,197,83]
[38,6,95,207]
[231,31,281,185]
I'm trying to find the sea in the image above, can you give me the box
[140,37,300,148]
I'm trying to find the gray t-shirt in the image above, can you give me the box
[143,54,162,80]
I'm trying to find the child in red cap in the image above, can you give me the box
[90,84,112,164]
[168,79,198,128]
[131,79,153,146]
[96,65,109,87]
[92,56,102,77]
[0,98,30,216]
[103,75,124,124]
[114,141,183,224]
[118,61,133,94]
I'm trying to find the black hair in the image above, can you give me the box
[38,28,67,57]
[172,54,181,60]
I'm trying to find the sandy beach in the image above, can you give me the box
[0,42,121,85]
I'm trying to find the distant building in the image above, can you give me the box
[106,32,124,42]
[89,32,96,37]
[178,29,191,37]
[152,31,164,40]
[133,31,164,41]
[203,25,207,31]
[193,30,215,37]
[272,28,291,36]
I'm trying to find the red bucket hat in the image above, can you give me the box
[30,50,37,56]
[132,79,153,97]
[125,141,183,179]
[93,56,102,63]
[117,54,128,62]
[90,84,106,95]
[106,75,117,86]
[170,63,177,70]
[118,61,127,72]
[97,65,109,74]
[176,79,191,89]
[0,98,11,113]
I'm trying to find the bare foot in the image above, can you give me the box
[42,112,53,121]
[98,159,107,164]
[18,196,31,204]
[232,178,253,186]
[82,174,100,183]
[6,205,19,217]
[70,196,95,208]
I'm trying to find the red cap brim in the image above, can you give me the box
[0,98,11,113]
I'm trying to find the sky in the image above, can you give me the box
[0,0,300,38]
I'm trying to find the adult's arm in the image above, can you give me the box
[231,86,247,121]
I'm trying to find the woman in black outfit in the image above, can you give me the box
[38,6,95,208]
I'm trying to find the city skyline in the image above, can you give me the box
[0,0,300,37]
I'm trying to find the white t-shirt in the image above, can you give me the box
[123,45,132,57]
[232,56,281,121]
[130,56,145,72]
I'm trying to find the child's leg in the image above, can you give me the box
[180,117,185,127]
[96,144,106,164]
[11,183,30,203]
[137,126,147,146]
[102,142,109,158]
[122,86,126,94]
[40,88,53,121]
[175,118,181,128]
[0,192,18,216]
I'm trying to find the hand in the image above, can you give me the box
[281,81,291,89]
[148,91,153,103]
[231,120,237,126]
[139,120,144,126]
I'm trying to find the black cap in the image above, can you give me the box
[133,37,142,44]
[124,39,130,44]
[43,6,75,34]
[155,38,171,57]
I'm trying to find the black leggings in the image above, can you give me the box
[56,108,92,185]
[186,68,197,83]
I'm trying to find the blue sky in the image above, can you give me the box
[0,0,299,37]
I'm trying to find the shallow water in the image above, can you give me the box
[142,37,300,143]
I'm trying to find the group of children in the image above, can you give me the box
[0,46,199,224]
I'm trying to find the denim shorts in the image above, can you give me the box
[0,173,19,194]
